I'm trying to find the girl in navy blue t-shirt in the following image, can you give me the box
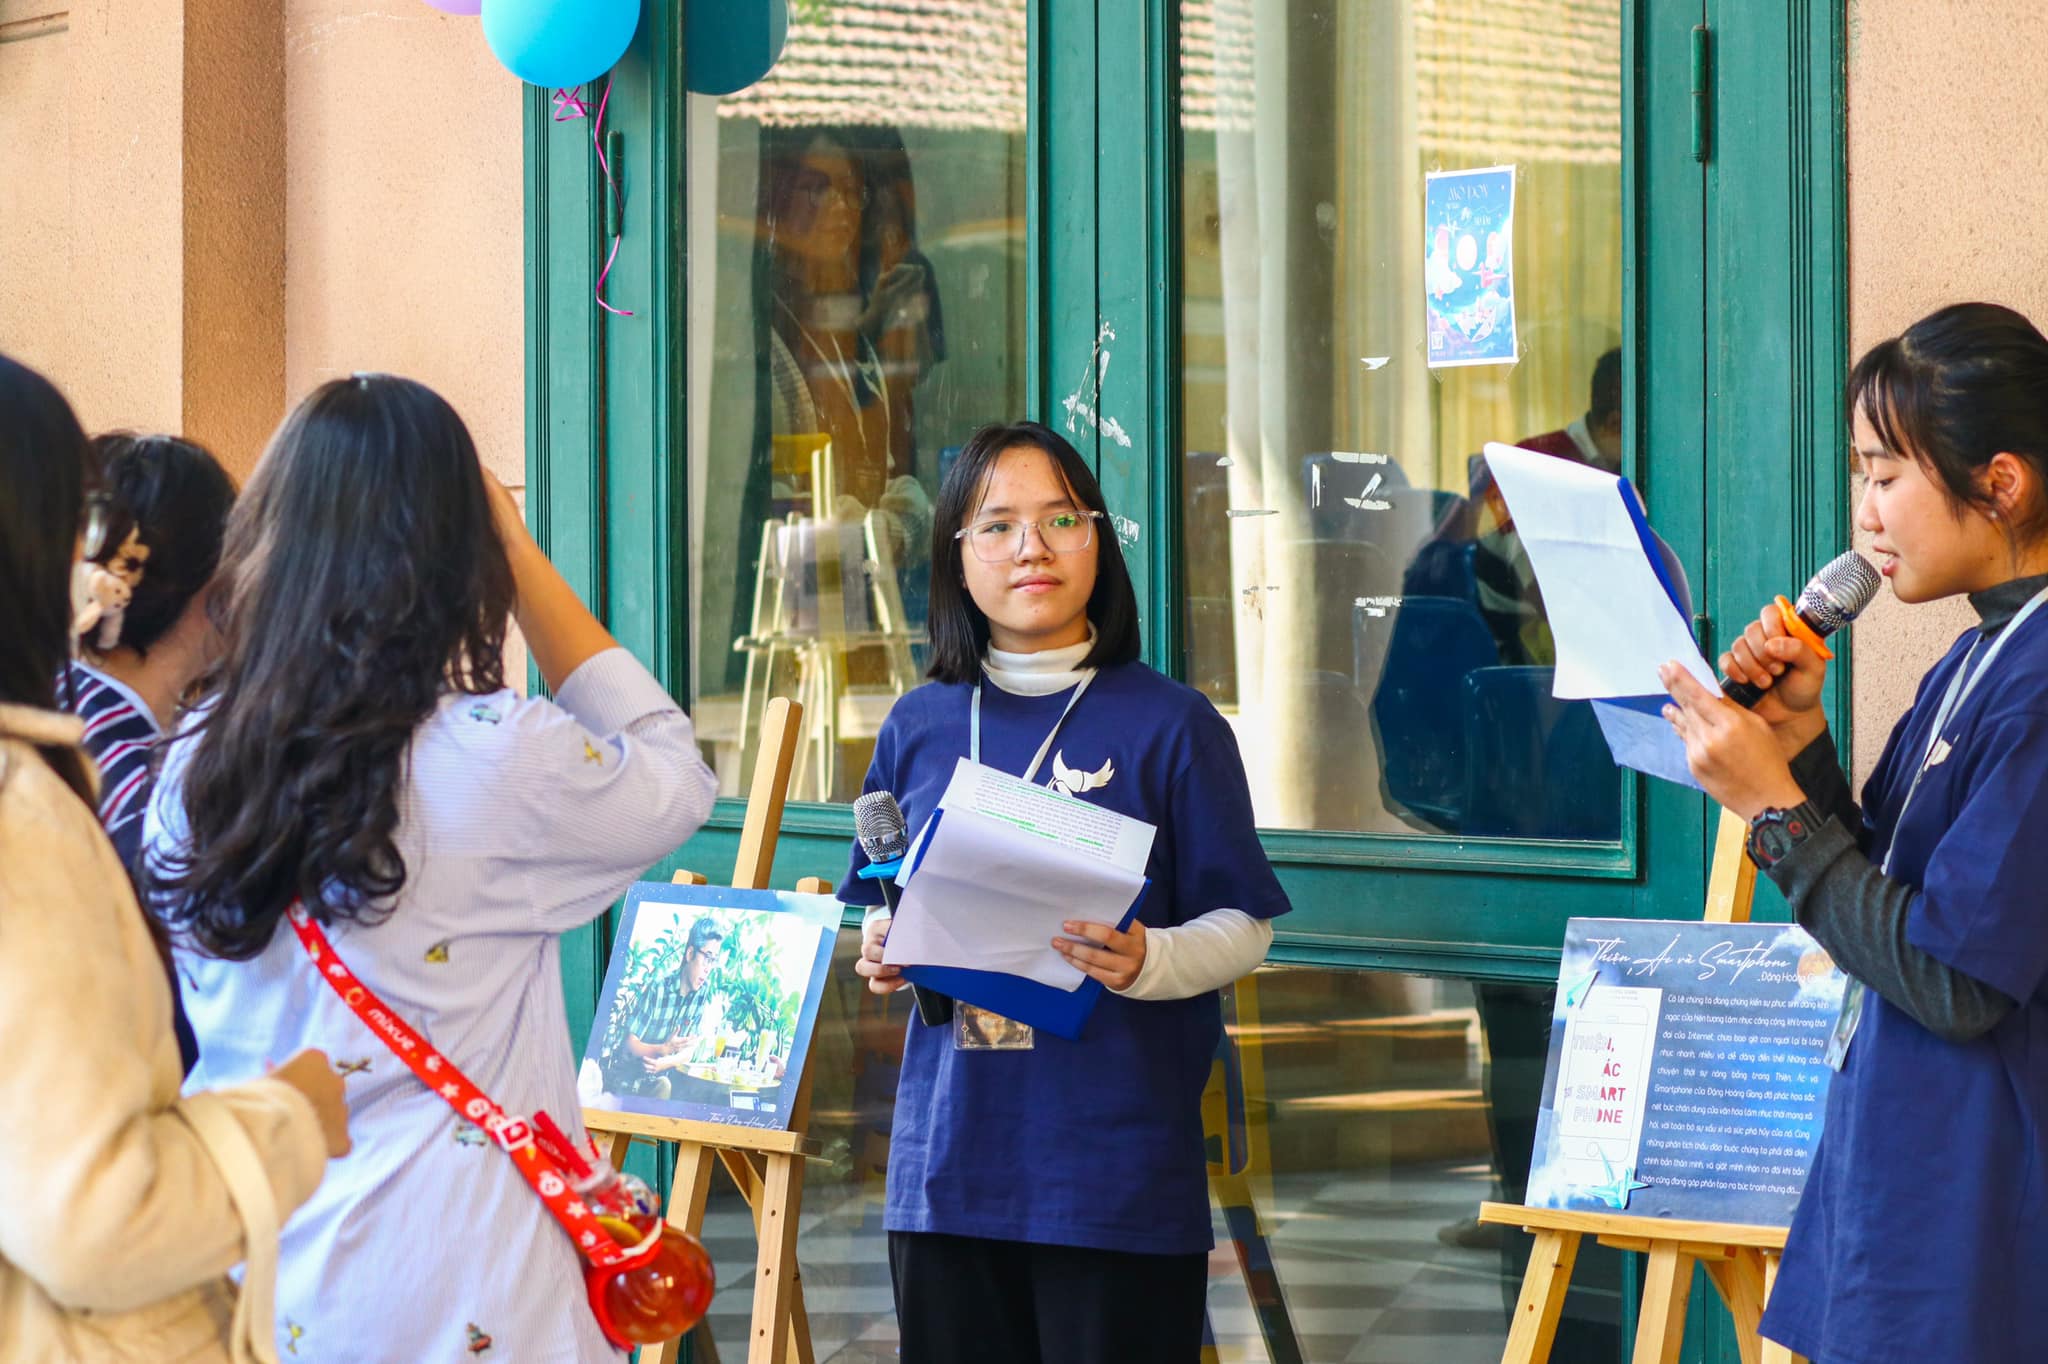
[840,420,1290,1364]
[1661,302,2048,1364]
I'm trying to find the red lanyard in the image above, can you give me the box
[286,903,634,1269]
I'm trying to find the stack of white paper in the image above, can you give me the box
[882,759,1157,990]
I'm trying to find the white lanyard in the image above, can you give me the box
[970,669,1096,784]
[1882,583,2048,874]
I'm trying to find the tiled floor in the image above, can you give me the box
[691,1159,1621,1363]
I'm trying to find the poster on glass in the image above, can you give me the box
[1424,164,1519,368]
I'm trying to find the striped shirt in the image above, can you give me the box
[148,648,719,1362]
[62,660,199,1076]
[63,661,159,868]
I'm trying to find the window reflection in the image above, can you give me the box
[1180,0,1626,839]
[688,953,1625,1362]
[687,5,1027,803]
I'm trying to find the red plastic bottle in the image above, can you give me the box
[587,1217,717,1345]
[531,1113,717,1347]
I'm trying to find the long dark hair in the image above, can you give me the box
[83,434,237,656]
[151,375,515,960]
[0,352,100,805]
[1849,302,2048,537]
[925,420,1141,684]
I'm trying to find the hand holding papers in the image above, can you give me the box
[882,759,1155,994]
[1481,442,1718,788]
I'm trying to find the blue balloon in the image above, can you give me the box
[482,0,640,88]
[686,0,787,96]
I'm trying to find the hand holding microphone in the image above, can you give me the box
[855,916,908,996]
[1717,552,1881,707]
[852,791,955,1027]
[1663,551,1880,818]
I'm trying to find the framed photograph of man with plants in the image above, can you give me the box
[578,882,842,1131]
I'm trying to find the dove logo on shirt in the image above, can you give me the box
[1049,750,1115,797]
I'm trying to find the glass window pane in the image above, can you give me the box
[694,954,1626,1361]
[1180,0,1626,838]
[686,3,1029,803]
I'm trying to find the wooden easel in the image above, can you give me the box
[586,697,824,1364]
[1478,809,1809,1364]
[735,439,920,803]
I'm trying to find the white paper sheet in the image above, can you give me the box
[881,760,1155,990]
[938,759,1155,873]
[1482,442,1719,700]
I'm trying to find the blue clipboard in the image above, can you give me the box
[890,808,1151,1041]
[1617,476,1694,619]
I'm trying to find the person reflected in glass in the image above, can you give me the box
[1413,347,1624,665]
[743,125,949,797]
[1513,346,1624,476]
[761,125,943,521]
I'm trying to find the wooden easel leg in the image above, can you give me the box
[651,1143,719,1364]
[1631,1243,1697,1364]
[1502,1229,1581,1364]
[1701,1251,1765,1364]
[1758,1252,1805,1364]
[746,1151,807,1364]
[604,1131,636,1170]
[718,1148,815,1364]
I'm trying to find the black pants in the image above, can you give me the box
[888,1231,1208,1364]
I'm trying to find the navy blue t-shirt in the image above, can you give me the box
[837,662,1290,1256]
[1761,615,2048,1364]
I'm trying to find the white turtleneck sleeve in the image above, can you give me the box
[1112,908,1274,1001]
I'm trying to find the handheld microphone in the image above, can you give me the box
[1720,551,1882,707]
[852,791,954,1028]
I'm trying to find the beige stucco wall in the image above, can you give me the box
[284,2,525,491]
[0,4,186,436]
[0,3,521,487]
[1845,0,2048,778]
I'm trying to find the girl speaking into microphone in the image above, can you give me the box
[1659,302,2048,1364]
[840,421,1290,1364]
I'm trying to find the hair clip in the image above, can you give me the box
[73,527,151,653]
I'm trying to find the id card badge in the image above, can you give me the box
[954,1004,1034,1051]
[1823,979,1865,1070]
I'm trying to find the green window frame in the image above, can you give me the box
[526,0,1848,1037]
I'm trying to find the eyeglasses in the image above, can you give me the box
[954,510,1104,563]
[81,492,111,561]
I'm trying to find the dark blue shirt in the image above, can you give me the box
[1762,613,2048,1364]
[838,663,1290,1255]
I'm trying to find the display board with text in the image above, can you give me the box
[1524,917,1846,1227]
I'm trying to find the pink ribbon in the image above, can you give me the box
[553,79,634,318]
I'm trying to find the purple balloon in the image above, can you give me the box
[421,0,483,14]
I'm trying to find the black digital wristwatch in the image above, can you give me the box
[1746,799,1824,870]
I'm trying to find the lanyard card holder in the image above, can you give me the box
[955,1005,1035,1051]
